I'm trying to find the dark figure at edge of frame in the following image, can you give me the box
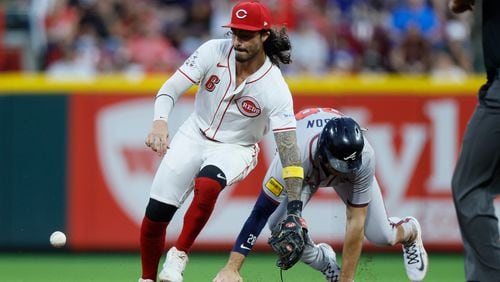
[450,1,500,281]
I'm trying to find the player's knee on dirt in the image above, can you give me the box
[145,198,178,222]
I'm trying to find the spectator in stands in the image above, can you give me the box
[390,0,439,41]
[360,26,392,73]
[46,42,96,79]
[0,0,478,75]
[390,25,432,74]
[443,10,472,73]
[122,2,182,73]
[287,20,329,75]
[42,0,79,69]
[430,48,466,81]
[0,4,5,70]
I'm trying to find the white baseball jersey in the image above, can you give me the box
[176,39,296,145]
[263,107,375,206]
[150,39,296,206]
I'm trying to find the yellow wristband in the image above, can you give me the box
[282,166,304,179]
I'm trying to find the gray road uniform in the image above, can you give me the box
[262,108,402,263]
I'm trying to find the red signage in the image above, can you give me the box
[68,92,479,251]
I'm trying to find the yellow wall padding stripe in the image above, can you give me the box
[0,73,484,96]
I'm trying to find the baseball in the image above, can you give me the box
[50,231,66,248]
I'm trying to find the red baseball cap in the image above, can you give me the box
[223,1,272,31]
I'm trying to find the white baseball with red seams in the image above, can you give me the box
[50,231,66,248]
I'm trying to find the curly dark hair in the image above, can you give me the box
[262,28,292,67]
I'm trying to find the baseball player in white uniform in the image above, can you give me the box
[139,2,306,282]
[214,107,429,282]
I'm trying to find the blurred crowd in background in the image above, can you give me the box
[0,0,484,78]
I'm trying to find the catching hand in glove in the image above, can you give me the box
[268,200,308,270]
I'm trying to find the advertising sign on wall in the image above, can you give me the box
[68,93,491,251]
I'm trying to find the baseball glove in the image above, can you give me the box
[268,200,308,270]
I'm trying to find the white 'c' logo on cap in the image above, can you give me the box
[236,9,248,19]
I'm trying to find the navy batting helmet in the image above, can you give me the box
[317,117,364,173]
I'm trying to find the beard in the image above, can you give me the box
[234,48,257,63]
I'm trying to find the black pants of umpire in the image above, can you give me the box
[452,78,500,282]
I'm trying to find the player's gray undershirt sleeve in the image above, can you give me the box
[350,150,375,205]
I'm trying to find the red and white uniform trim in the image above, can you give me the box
[155,39,296,145]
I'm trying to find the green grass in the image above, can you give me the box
[0,252,464,281]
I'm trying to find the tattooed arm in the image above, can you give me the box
[274,130,303,201]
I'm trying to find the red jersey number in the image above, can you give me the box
[205,75,220,92]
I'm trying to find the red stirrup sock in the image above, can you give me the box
[140,216,168,280]
[175,177,222,252]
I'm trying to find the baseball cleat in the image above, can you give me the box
[318,243,341,282]
[402,217,428,282]
[159,247,188,282]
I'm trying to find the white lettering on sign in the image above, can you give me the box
[368,124,427,206]
[424,100,458,192]
[343,99,459,200]
[95,98,472,247]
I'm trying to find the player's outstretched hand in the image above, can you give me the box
[212,266,243,282]
[449,0,475,13]
[145,120,170,156]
